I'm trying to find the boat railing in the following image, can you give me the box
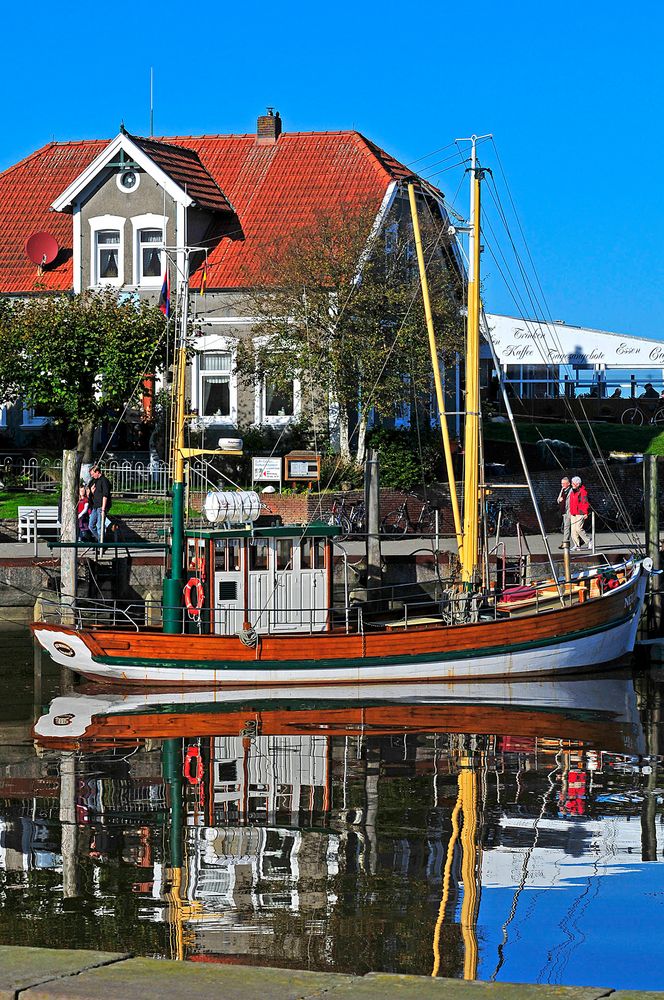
[35,558,640,634]
[38,596,148,631]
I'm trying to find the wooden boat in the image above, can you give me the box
[33,554,649,685]
[31,141,652,686]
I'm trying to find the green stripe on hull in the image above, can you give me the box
[92,613,634,673]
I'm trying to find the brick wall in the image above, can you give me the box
[259,461,648,534]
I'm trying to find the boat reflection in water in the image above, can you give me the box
[23,669,664,984]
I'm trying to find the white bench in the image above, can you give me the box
[18,505,61,543]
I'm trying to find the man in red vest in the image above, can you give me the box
[569,476,591,550]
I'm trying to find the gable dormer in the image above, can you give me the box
[51,129,233,294]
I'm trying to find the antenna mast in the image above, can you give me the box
[150,67,154,137]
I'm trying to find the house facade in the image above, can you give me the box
[0,111,458,450]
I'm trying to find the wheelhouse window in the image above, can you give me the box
[249,539,269,571]
[301,537,324,570]
[138,228,163,284]
[275,539,293,571]
[96,230,120,282]
[201,353,232,418]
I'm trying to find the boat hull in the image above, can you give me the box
[31,562,650,687]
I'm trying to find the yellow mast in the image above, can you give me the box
[459,758,480,980]
[461,159,483,586]
[407,183,463,555]
[431,754,481,980]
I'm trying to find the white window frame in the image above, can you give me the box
[193,341,238,427]
[21,407,51,429]
[89,215,125,287]
[255,376,301,426]
[131,213,167,287]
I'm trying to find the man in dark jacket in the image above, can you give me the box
[89,465,112,542]
[557,476,572,548]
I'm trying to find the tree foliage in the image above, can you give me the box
[237,193,463,464]
[0,290,167,441]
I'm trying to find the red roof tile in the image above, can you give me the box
[0,130,438,294]
[131,134,232,214]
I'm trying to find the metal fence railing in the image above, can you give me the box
[0,455,221,498]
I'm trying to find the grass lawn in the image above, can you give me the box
[484,420,664,455]
[0,492,172,519]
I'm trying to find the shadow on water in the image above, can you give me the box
[2,634,664,988]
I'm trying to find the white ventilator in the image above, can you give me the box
[204,490,262,524]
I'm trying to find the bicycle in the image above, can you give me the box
[327,497,365,535]
[621,405,664,426]
[327,497,351,534]
[485,499,515,537]
[380,495,440,535]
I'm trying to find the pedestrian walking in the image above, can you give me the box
[569,475,592,551]
[557,476,571,548]
[88,465,112,542]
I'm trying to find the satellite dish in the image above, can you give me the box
[25,232,59,267]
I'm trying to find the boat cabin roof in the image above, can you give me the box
[184,521,340,541]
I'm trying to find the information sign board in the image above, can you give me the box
[252,457,282,482]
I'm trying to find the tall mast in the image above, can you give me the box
[163,254,190,633]
[459,137,485,586]
[162,246,243,634]
[407,183,463,555]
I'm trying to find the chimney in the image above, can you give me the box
[256,108,282,144]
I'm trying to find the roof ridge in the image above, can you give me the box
[351,131,406,183]
[130,133,202,159]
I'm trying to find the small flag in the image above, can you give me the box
[158,269,170,318]
[200,260,208,297]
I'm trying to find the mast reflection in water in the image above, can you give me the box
[3,653,664,989]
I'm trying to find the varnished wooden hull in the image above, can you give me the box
[31,561,649,686]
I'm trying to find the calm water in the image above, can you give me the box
[2,634,664,988]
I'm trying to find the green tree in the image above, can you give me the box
[237,194,463,466]
[0,290,166,602]
[0,289,166,457]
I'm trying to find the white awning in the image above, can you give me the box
[485,314,664,368]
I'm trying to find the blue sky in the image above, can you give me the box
[1,0,662,339]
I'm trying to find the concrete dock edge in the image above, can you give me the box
[3,947,661,1000]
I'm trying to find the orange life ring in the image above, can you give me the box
[183,745,203,785]
[183,577,205,618]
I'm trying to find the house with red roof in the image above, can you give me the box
[0,110,458,447]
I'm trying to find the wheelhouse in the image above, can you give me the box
[183,523,339,635]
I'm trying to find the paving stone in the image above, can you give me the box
[611,994,664,999]
[325,975,614,1000]
[0,947,127,1000]
[21,957,356,1000]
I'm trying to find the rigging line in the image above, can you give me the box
[443,169,470,220]
[347,187,453,428]
[405,140,460,167]
[488,137,640,525]
[96,316,170,469]
[490,746,564,982]
[483,176,640,544]
[419,157,473,183]
[483,229,639,548]
[410,147,478,175]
